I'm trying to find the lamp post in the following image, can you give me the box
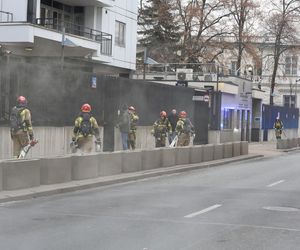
[61,27,65,70]
[296,78,300,107]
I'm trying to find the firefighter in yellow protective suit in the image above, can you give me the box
[128,106,139,150]
[273,117,284,139]
[176,111,194,146]
[152,111,172,147]
[72,103,101,153]
[10,96,35,158]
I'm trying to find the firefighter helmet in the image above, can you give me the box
[17,96,27,105]
[179,111,187,118]
[128,106,135,111]
[160,111,167,117]
[81,103,91,113]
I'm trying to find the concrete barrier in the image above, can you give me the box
[190,145,203,164]
[141,148,162,170]
[277,139,288,149]
[291,138,298,148]
[161,147,177,167]
[213,144,224,160]
[122,150,142,173]
[176,147,191,165]
[72,154,98,180]
[240,141,249,155]
[2,159,40,190]
[223,142,233,158]
[232,142,241,157]
[40,156,72,185]
[98,152,123,176]
[202,144,214,162]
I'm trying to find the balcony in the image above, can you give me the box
[57,0,113,7]
[0,10,13,22]
[35,18,112,56]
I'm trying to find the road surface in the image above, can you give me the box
[1,152,300,250]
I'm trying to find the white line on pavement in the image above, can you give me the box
[267,180,285,187]
[184,204,222,218]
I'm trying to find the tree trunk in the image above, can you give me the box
[270,50,280,105]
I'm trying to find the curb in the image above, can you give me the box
[281,147,300,153]
[0,154,263,203]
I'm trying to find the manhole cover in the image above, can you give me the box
[263,206,299,212]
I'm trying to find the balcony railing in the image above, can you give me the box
[0,11,13,22]
[35,18,112,56]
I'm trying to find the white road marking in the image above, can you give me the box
[267,180,285,187]
[184,204,222,218]
[263,206,299,212]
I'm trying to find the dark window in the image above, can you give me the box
[223,109,234,129]
[74,7,84,13]
[53,1,63,10]
[41,0,52,6]
[115,21,126,47]
[283,95,297,108]
[27,0,37,22]
[285,56,298,75]
[64,4,72,13]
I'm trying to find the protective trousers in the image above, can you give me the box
[77,136,93,153]
[177,133,190,146]
[155,135,166,148]
[12,131,29,157]
[128,130,136,150]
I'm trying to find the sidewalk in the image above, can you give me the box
[0,141,296,204]
[249,141,284,157]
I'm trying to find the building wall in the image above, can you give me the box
[0,0,137,72]
[102,0,137,70]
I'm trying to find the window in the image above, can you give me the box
[283,95,296,108]
[223,109,234,129]
[115,21,126,47]
[285,56,298,75]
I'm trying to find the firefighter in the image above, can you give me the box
[10,96,35,158]
[273,117,284,139]
[168,109,179,144]
[128,106,139,150]
[72,103,101,153]
[176,111,194,146]
[116,104,130,150]
[152,111,172,148]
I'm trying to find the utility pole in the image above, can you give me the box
[61,27,65,70]
[216,65,219,92]
[143,47,147,80]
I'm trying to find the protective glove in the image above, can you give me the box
[29,134,34,141]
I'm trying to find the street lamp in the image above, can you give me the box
[296,78,300,106]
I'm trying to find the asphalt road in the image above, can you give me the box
[1,152,300,250]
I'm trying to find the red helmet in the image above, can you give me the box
[160,111,167,117]
[128,106,135,111]
[17,96,27,105]
[81,103,91,113]
[179,111,187,118]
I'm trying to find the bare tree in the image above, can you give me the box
[227,0,261,76]
[264,0,300,105]
[175,0,233,63]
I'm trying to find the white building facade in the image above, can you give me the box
[0,0,137,74]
